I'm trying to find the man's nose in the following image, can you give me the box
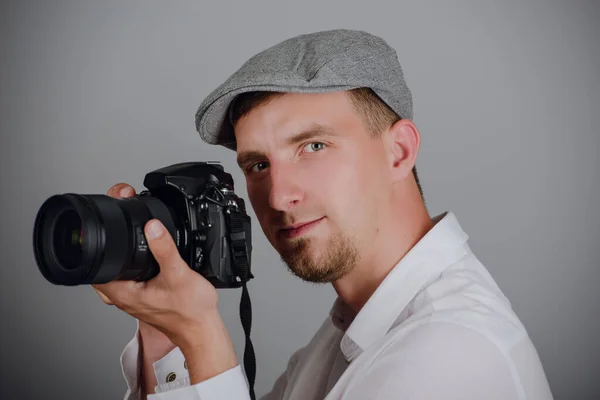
[268,163,303,212]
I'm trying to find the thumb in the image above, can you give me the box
[145,219,186,281]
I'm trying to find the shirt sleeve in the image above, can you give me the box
[341,321,523,400]
[120,320,142,400]
[147,345,311,400]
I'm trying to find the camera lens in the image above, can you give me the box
[53,209,84,270]
[33,193,185,286]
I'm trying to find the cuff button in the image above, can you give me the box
[166,372,176,383]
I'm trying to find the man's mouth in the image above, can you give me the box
[279,217,325,239]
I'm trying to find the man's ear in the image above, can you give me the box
[383,119,420,182]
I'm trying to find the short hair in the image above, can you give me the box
[229,88,424,199]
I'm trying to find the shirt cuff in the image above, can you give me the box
[120,319,192,396]
[148,365,251,400]
[153,346,190,392]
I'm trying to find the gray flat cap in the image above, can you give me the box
[195,29,412,151]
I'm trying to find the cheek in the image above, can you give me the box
[247,184,270,222]
[312,158,366,216]
[333,154,385,226]
[247,183,263,209]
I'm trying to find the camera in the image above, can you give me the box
[32,161,254,288]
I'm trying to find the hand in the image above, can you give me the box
[91,182,220,350]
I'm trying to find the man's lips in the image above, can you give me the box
[278,217,325,239]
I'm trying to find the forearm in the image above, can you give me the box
[177,311,239,386]
[139,322,177,397]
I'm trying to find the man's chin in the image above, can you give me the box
[273,231,357,283]
[280,247,350,284]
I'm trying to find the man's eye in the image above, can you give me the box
[249,161,269,173]
[303,142,327,153]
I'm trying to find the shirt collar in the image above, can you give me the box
[329,211,470,362]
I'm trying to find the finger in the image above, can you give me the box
[92,286,114,305]
[107,183,136,198]
[145,219,186,282]
[93,280,142,312]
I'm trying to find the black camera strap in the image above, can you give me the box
[226,211,256,400]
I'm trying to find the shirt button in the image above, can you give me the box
[184,360,187,370]
[166,372,176,383]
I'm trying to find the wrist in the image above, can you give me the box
[139,320,177,360]
[178,311,238,385]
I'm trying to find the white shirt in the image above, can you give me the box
[120,211,554,399]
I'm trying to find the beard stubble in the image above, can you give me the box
[278,230,359,283]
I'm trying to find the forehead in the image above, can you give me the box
[232,91,361,146]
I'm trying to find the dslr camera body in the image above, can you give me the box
[33,161,253,288]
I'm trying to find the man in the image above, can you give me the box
[94,29,553,399]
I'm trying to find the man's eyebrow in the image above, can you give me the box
[236,150,265,169]
[285,124,339,146]
[236,124,338,168]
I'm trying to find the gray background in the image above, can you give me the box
[1,0,598,399]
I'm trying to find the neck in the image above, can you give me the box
[331,191,434,313]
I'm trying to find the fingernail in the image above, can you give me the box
[120,187,133,197]
[146,220,164,239]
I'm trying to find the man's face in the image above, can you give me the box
[234,92,390,283]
